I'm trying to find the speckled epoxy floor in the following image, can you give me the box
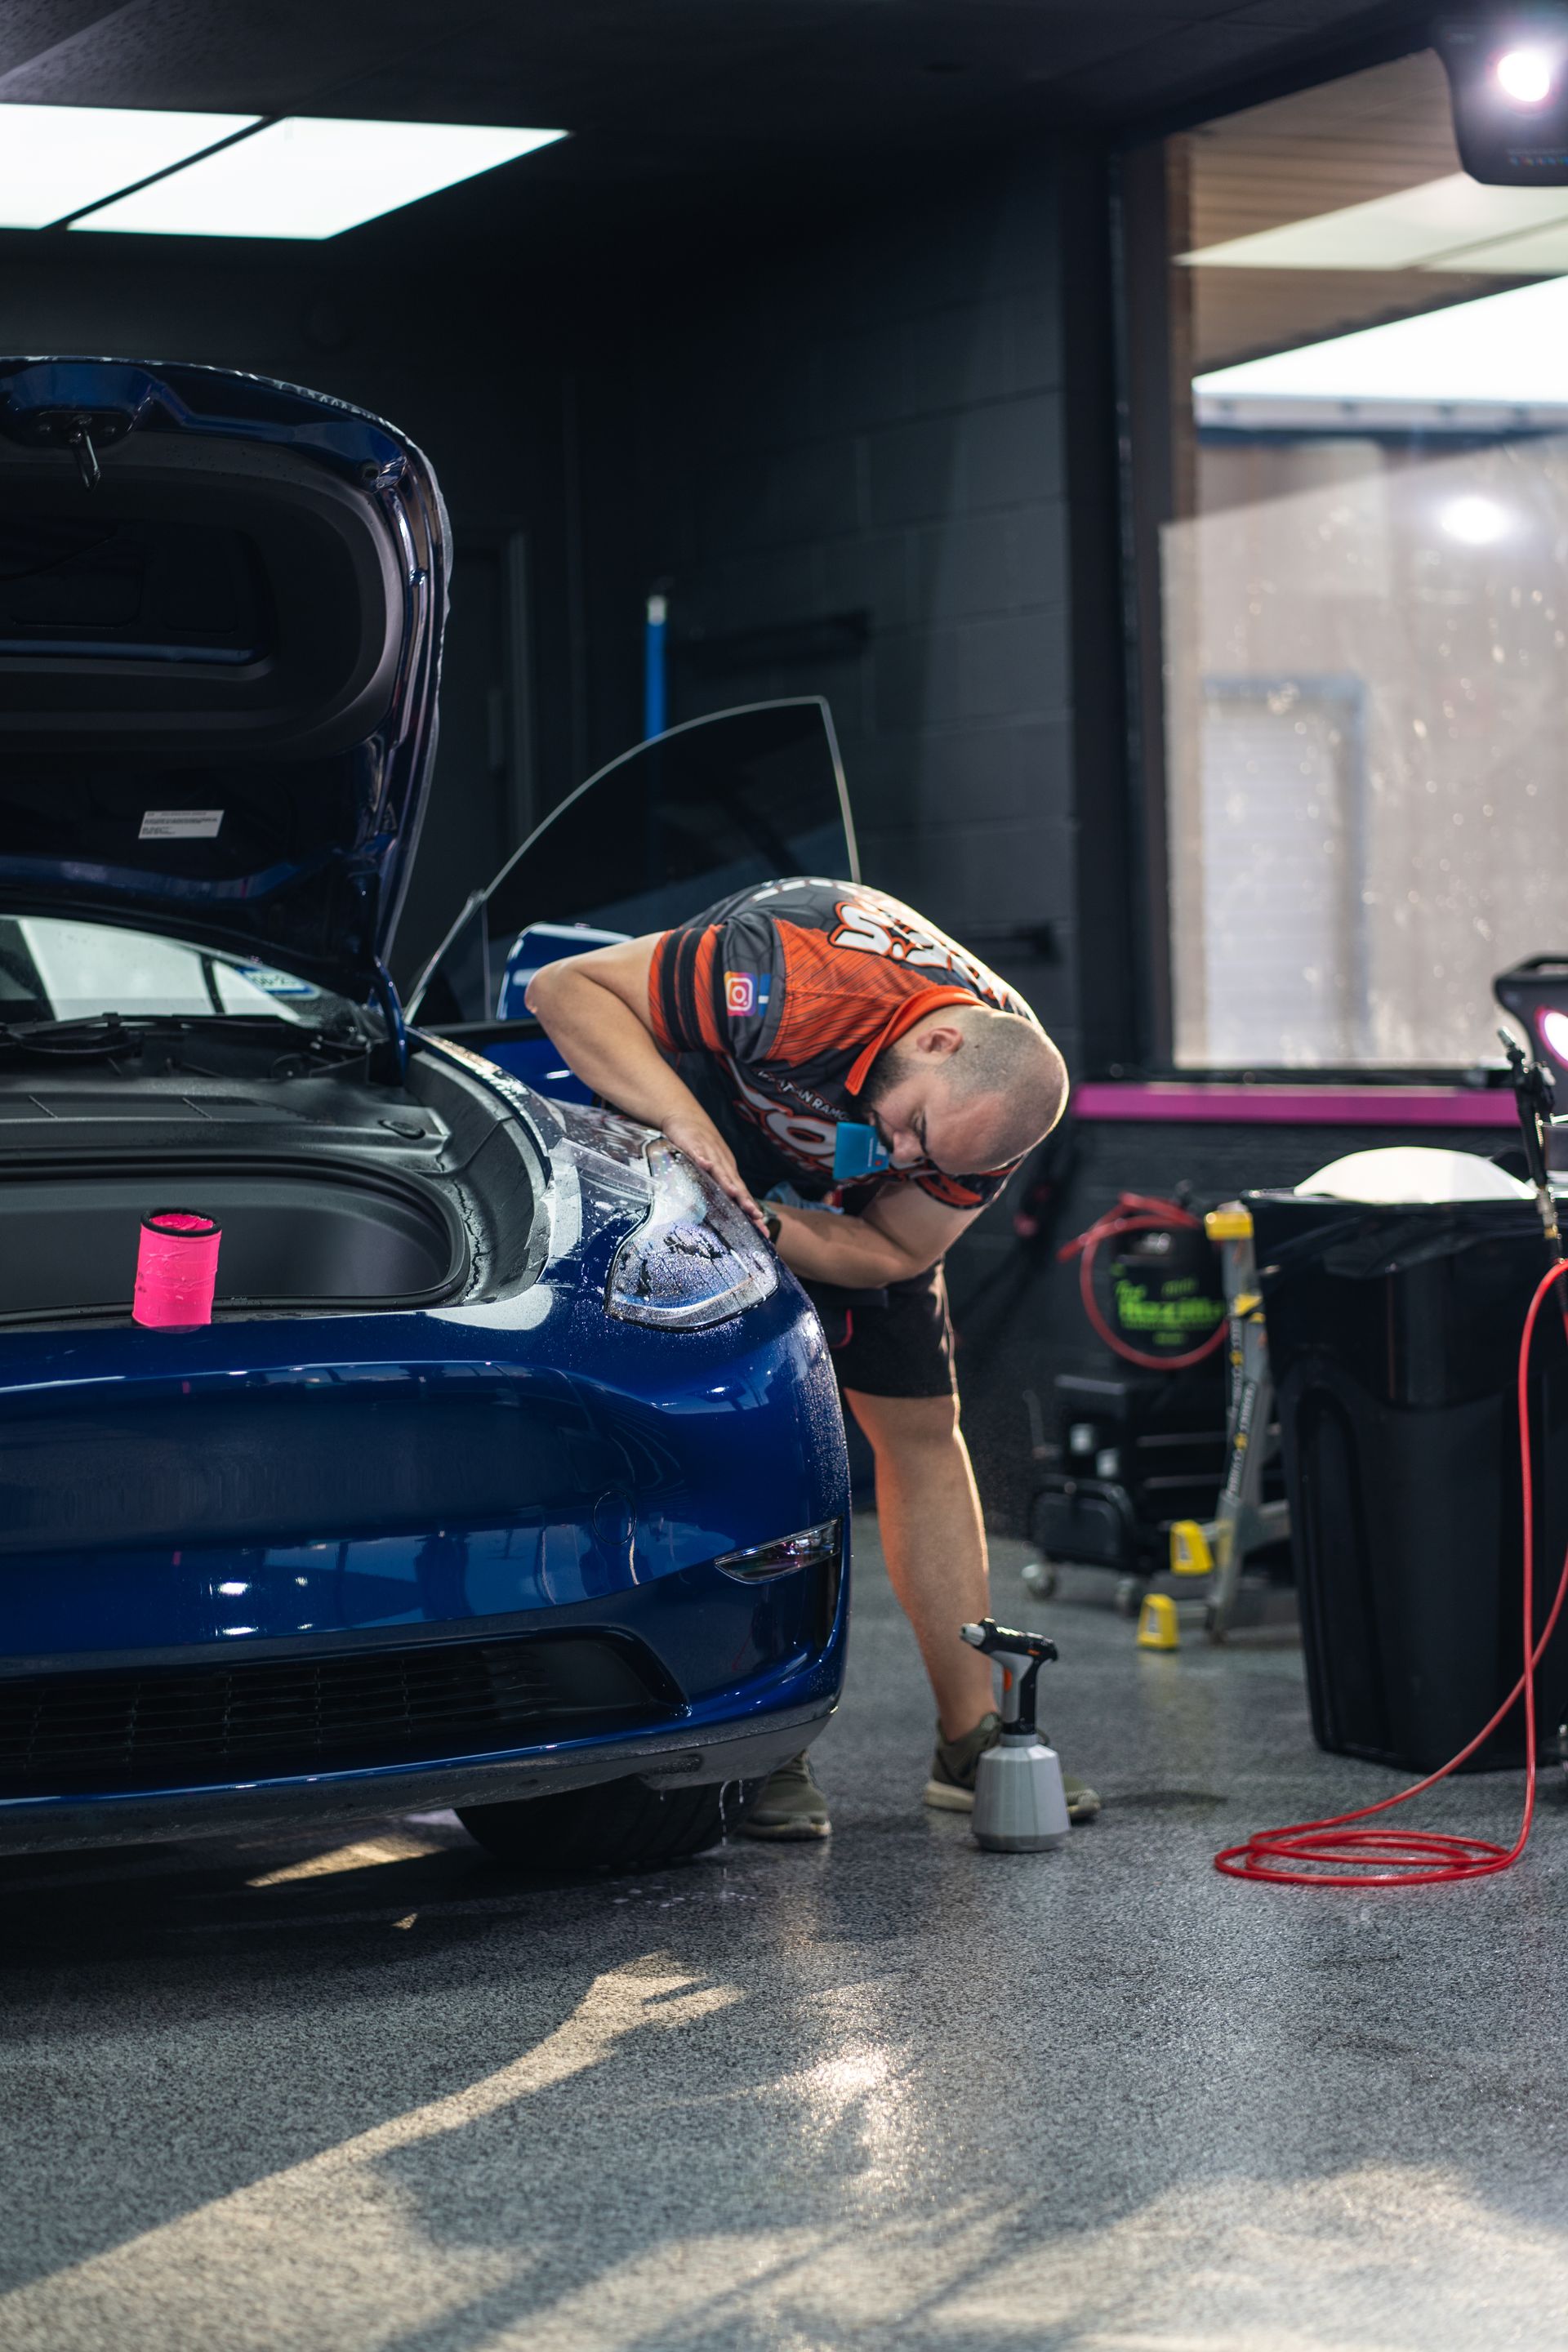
[2,1520,1567,2352]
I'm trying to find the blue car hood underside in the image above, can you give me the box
[0,358,449,998]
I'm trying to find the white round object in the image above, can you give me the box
[1297,1146,1530,1205]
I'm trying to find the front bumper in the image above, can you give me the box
[0,1532,850,1853]
[0,1695,835,1853]
[0,1202,851,1851]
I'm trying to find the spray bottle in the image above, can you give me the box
[960,1617,1071,1851]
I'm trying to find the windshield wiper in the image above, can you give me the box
[0,1012,143,1060]
[0,1011,373,1075]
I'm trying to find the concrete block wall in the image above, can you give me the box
[626,147,1085,1061]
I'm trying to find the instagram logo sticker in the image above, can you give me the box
[725,971,756,1017]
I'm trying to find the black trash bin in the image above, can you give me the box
[1250,1190,1568,1773]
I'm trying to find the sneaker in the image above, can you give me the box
[740,1751,831,1841]
[923,1712,1101,1822]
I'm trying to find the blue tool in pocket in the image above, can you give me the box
[833,1121,892,1181]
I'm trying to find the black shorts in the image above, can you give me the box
[801,1264,956,1399]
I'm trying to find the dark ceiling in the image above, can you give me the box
[0,0,1426,278]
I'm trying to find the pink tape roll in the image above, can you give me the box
[133,1209,222,1329]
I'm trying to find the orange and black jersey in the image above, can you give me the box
[648,878,1041,1209]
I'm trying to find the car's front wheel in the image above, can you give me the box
[457,1775,762,1875]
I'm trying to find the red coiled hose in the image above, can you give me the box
[1058,1192,1227,1373]
[1215,1254,1568,1886]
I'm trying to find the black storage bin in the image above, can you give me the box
[1031,1474,1139,1573]
[1029,1370,1232,1575]
[1250,1192,1568,1772]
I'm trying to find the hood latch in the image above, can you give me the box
[6,404,137,491]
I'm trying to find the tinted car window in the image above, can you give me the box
[412,697,858,1022]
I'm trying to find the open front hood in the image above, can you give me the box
[0,357,448,999]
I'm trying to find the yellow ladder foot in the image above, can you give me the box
[1137,1592,1181,1651]
[1169,1520,1214,1578]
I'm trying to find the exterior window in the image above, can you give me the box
[1127,51,1568,1069]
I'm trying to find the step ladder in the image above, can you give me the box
[1140,1203,1290,1648]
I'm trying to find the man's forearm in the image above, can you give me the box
[523,1001,915,1282]
[526,966,698,1130]
[526,950,768,1228]
[773,1205,924,1289]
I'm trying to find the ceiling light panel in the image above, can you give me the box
[1183,172,1568,272]
[70,116,567,240]
[1194,275,1568,407]
[0,104,258,229]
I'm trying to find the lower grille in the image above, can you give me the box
[0,1635,679,1797]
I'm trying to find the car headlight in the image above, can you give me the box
[606,1143,779,1329]
[715,1520,841,1582]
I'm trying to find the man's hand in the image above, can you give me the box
[527,937,768,1232]
[661,1111,767,1232]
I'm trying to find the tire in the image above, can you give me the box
[457,1774,763,1875]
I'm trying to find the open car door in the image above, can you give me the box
[408,697,858,1097]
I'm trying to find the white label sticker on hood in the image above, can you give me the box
[140,809,224,840]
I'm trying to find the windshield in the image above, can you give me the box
[0,915,366,1033]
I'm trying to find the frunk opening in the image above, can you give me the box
[0,1156,467,1323]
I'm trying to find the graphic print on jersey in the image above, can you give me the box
[648,878,1041,1209]
[827,892,1000,996]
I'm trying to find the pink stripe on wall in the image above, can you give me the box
[1072,1081,1517,1129]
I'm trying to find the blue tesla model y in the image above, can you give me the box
[0,357,850,1872]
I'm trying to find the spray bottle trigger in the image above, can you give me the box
[960,1618,1058,1662]
[960,1617,1058,1738]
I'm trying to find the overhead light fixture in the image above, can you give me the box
[1437,15,1568,184]
[0,103,258,229]
[1495,44,1556,100]
[70,116,568,241]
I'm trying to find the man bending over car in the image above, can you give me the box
[527,877,1097,1838]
